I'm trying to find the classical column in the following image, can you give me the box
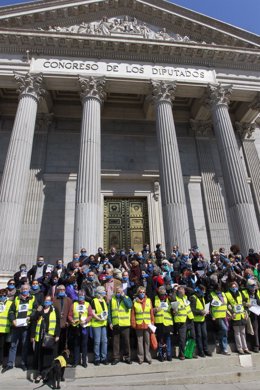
[151,80,190,254]
[74,76,106,254]
[208,84,260,254]
[0,73,46,271]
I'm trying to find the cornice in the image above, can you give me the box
[0,0,259,49]
[0,29,259,71]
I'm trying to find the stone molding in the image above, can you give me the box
[207,83,233,107]
[151,80,176,105]
[78,76,106,104]
[14,72,46,103]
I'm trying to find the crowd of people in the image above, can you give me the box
[0,243,260,383]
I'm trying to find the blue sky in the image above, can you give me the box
[0,0,259,35]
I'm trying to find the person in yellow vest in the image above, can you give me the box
[153,285,173,361]
[172,286,191,360]
[2,283,38,373]
[190,285,212,358]
[0,289,12,367]
[68,290,93,367]
[241,279,260,353]
[131,286,154,364]
[108,285,133,365]
[31,295,60,383]
[91,286,109,366]
[210,284,231,355]
[225,281,250,355]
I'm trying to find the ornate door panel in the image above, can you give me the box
[104,198,149,253]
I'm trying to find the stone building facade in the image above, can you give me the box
[0,0,259,274]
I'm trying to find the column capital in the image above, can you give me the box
[151,80,177,105]
[14,72,46,103]
[78,76,106,104]
[190,119,213,137]
[207,83,233,107]
[235,121,256,140]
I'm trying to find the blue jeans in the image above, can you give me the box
[92,326,107,362]
[215,318,228,352]
[8,327,30,367]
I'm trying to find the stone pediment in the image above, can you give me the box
[0,0,259,49]
[41,15,199,44]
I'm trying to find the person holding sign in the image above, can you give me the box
[2,284,37,373]
[225,281,250,355]
[91,286,109,365]
[190,285,212,358]
[153,286,173,361]
[108,285,132,365]
[68,290,93,367]
[210,284,230,355]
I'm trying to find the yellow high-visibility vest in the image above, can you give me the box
[154,296,173,326]
[174,296,188,323]
[0,300,12,333]
[111,296,131,327]
[134,298,152,325]
[192,295,206,323]
[210,291,228,319]
[72,301,90,327]
[225,291,245,321]
[14,296,35,318]
[91,298,108,327]
[35,309,57,342]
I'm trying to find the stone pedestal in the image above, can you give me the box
[0,73,45,271]
[74,76,106,254]
[151,80,190,254]
[208,84,260,254]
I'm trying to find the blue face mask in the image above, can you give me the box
[20,268,27,272]
[44,301,52,306]
[22,290,29,296]
[78,296,85,301]
[101,292,106,297]
[58,292,65,298]
[142,274,149,279]
[57,264,62,269]
[139,293,145,299]
[182,256,189,261]
[122,277,128,282]
[106,275,113,280]
[73,257,79,262]
[81,252,87,256]
[116,293,121,299]
[0,296,6,302]
[88,276,94,282]
[8,284,15,290]
[32,285,39,291]
[230,287,238,293]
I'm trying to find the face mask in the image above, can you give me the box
[78,296,85,301]
[32,285,39,291]
[88,277,94,282]
[58,292,65,297]
[163,265,169,270]
[116,293,121,299]
[20,268,27,272]
[230,287,238,293]
[37,262,44,267]
[142,274,149,279]
[53,280,58,285]
[44,301,52,307]
[106,275,113,280]
[182,256,189,261]
[139,293,145,299]
[73,283,77,288]
[8,284,15,290]
[101,292,106,297]
[121,252,125,256]
[57,264,62,269]
[122,277,128,282]
[81,252,87,256]
[22,290,29,296]
[0,296,6,302]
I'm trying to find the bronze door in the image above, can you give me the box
[104,198,149,253]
